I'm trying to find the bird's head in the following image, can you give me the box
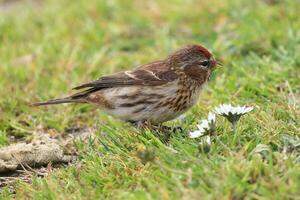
[168,44,221,70]
[167,44,222,82]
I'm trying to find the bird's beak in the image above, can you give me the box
[216,60,223,68]
[211,59,223,69]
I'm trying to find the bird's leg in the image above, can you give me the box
[155,125,172,143]
[151,125,183,143]
[135,121,147,129]
[131,120,154,130]
[156,125,183,133]
[132,121,169,142]
[131,121,183,143]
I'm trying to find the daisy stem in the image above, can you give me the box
[231,121,237,132]
[231,121,239,145]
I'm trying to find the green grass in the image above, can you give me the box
[0,0,300,199]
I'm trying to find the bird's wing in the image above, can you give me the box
[71,61,178,99]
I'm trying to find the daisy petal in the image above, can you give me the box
[200,120,209,129]
[244,106,254,113]
[208,112,216,123]
[189,130,204,138]
[205,136,211,145]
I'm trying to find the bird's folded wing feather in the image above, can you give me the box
[70,61,178,99]
[73,61,178,90]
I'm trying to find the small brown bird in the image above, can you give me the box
[33,44,221,125]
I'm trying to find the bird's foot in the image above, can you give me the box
[153,125,184,143]
[132,121,153,130]
[131,121,183,143]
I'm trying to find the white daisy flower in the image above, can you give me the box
[215,104,253,130]
[215,104,253,116]
[189,112,216,139]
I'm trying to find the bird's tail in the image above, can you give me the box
[31,86,100,106]
[31,97,84,106]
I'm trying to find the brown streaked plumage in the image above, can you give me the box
[32,44,221,125]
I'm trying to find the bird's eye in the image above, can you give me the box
[200,61,210,67]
